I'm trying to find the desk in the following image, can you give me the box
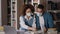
[17,30,45,34]
[17,30,59,34]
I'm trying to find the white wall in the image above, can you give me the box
[0,0,2,26]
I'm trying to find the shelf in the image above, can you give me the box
[54,20,60,22]
[12,2,15,4]
[8,6,11,8]
[12,0,16,2]
[33,2,38,3]
[47,10,60,13]
[8,14,11,16]
[11,0,17,30]
[7,0,11,26]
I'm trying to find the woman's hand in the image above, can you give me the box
[28,27,36,31]
[32,28,36,31]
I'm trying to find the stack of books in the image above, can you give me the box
[0,26,5,34]
[0,26,4,31]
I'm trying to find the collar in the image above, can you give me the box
[24,15,32,20]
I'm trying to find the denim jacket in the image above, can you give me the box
[35,12,54,29]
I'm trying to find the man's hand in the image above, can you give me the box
[44,27,47,32]
[48,28,56,31]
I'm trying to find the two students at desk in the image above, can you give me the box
[19,4,54,32]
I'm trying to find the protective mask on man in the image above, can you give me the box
[37,13,42,16]
[34,12,42,16]
[26,13,31,16]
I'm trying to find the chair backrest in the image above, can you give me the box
[4,25,17,34]
[56,22,60,32]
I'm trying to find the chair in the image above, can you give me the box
[4,25,17,34]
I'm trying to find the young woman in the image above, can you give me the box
[19,4,36,31]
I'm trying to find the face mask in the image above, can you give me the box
[37,13,42,16]
[26,13,31,16]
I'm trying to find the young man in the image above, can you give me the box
[35,4,54,32]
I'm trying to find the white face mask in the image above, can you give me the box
[26,13,31,16]
[37,13,42,16]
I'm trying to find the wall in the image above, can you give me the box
[0,0,2,26]
[40,0,47,11]
[1,0,7,25]
[17,0,24,29]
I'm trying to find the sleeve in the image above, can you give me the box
[47,13,54,28]
[19,16,29,29]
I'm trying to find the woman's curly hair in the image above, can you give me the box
[23,4,34,16]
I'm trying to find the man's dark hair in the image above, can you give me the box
[37,4,44,9]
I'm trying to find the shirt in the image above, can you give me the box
[20,15,34,30]
[39,16,44,32]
